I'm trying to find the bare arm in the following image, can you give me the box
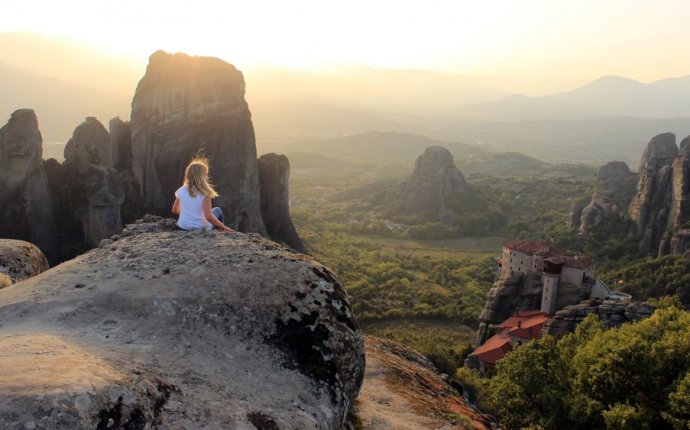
[203,197,233,232]
[172,197,180,215]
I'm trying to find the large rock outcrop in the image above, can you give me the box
[0,239,49,288]
[0,109,58,262]
[629,133,678,254]
[130,51,266,234]
[665,138,690,253]
[0,217,364,429]
[51,118,125,251]
[258,153,306,252]
[542,299,655,339]
[399,146,467,225]
[1,51,304,264]
[626,133,690,255]
[579,161,635,234]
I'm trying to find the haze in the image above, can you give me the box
[4,0,690,166]
[4,0,690,83]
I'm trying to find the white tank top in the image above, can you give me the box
[176,185,212,230]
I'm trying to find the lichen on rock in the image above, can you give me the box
[0,216,364,429]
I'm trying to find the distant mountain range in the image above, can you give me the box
[3,31,690,166]
[454,75,690,120]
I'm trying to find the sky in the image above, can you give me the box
[2,0,690,82]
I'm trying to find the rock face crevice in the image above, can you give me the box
[0,217,364,429]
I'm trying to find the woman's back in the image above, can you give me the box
[176,185,211,230]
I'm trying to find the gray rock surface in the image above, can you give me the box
[542,299,655,339]
[55,118,125,249]
[0,239,49,288]
[258,153,306,253]
[629,133,678,254]
[130,51,266,234]
[399,146,467,225]
[64,117,110,174]
[0,216,364,429]
[0,109,58,262]
[579,161,635,234]
[668,136,690,231]
[109,117,132,172]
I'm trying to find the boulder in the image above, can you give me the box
[0,217,364,429]
[0,109,58,262]
[258,153,306,252]
[0,239,49,287]
[399,146,467,225]
[130,51,266,234]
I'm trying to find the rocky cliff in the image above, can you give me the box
[0,109,58,262]
[130,51,265,234]
[542,299,655,338]
[1,50,304,263]
[399,146,467,225]
[579,161,635,234]
[628,133,690,255]
[0,216,363,429]
[258,153,306,252]
[478,271,592,343]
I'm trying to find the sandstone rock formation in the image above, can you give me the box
[479,273,544,327]
[0,109,58,262]
[626,133,690,255]
[0,216,363,429]
[130,51,266,234]
[0,239,49,288]
[53,118,125,249]
[665,137,690,253]
[568,202,586,228]
[542,299,655,339]
[399,146,467,225]
[630,133,678,254]
[345,336,493,430]
[258,153,306,252]
[108,117,132,172]
[1,51,303,264]
[579,161,635,234]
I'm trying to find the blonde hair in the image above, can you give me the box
[184,157,218,198]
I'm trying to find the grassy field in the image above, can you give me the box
[372,236,504,260]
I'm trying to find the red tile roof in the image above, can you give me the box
[471,333,512,366]
[471,311,552,367]
[505,240,594,269]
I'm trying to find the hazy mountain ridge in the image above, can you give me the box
[456,74,690,121]
[4,32,690,167]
